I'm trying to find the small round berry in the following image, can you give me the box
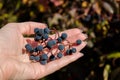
[42,34,49,40]
[76,39,82,45]
[66,49,70,55]
[71,48,77,53]
[44,27,50,34]
[46,40,56,49]
[57,52,63,58]
[61,33,67,40]
[25,44,33,52]
[34,35,42,41]
[34,28,39,34]
[38,29,44,35]
[33,47,38,52]
[58,44,64,50]
[52,40,56,45]
[41,53,48,60]
[37,45,43,51]
[30,55,35,60]
[40,60,47,65]
[46,41,53,49]
[49,54,56,61]
[66,49,72,55]
[57,37,62,43]
[34,56,40,61]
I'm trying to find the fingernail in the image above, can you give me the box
[76,52,84,59]
[79,52,84,57]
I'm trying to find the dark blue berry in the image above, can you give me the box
[25,44,33,52]
[30,55,35,60]
[46,40,56,49]
[52,40,56,45]
[33,47,38,52]
[66,49,70,55]
[37,45,43,51]
[40,60,47,65]
[57,37,62,43]
[34,35,42,41]
[44,27,50,34]
[49,55,56,61]
[71,48,77,53]
[34,56,40,61]
[38,29,44,35]
[58,44,64,50]
[41,53,48,60]
[66,49,72,55]
[76,39,82,45]
[42,34,49,40]
[61,33,67,40]
[57,52,63,58]
[34,28,39,34]
[46,40,53,49]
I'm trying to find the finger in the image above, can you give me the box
[51,28,83,38]
[18,22,47,35]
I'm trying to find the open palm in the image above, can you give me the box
[0,22,87,79]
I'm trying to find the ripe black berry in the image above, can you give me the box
[25,44,33,53]
[71,48,77,53]
[41,53,48,60]
[30,55,35,60]
[61,33,67,40]
[33,47,38,52]
[58,44,64,50]
[40,60,47,65]
[44,27,50,34]
[50,55,56,61]
[57,52,63,58]
[42,34,49,40]
[46,40,54,49]
[34,35,42,41]
[34,56,40,61]
[66,49,72,55]
[57,37,62,43]
[38,29,44,35]
[34,28,39,34]
[37,45,43,51]
[76,39,82,45]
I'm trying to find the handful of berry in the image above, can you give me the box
[25,27,82,65]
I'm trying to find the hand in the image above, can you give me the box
[0,22,87,79]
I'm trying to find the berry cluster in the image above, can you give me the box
[25,27,82,65]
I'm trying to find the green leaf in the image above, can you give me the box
[103,64,111,80]
[107,52,120,59]
[0,2,3,9]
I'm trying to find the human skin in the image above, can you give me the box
[0,22,87,80]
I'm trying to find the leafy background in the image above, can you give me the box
[0,0,120,80]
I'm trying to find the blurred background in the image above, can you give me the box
[0,0,120,80]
